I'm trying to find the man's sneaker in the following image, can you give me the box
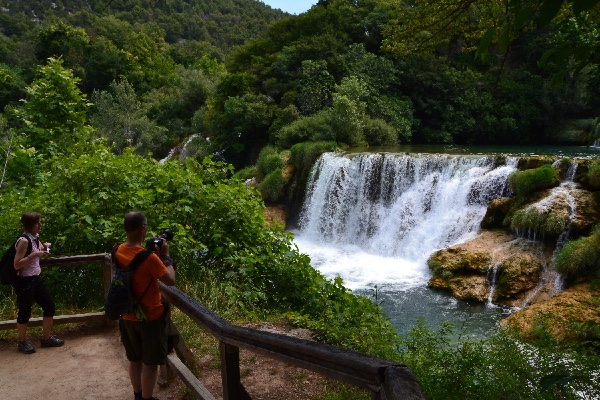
[40,335,65,348]
[18,340,36,354]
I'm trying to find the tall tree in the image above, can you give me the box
[13,57,93,154]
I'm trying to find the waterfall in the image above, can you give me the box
[486,261,501,305]
[159,134,200,164]
[298,152,517,264]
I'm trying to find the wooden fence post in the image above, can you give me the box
[220,342,252,400]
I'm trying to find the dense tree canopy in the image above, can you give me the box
[0,2,599,399]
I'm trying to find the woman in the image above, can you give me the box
[13,212,64,354]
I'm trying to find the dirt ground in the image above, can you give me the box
[0,322,330,400]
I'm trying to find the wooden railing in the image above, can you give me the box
[0,254,425,400]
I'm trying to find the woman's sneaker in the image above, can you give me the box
[18,340,36,354]
[40,335,65,348]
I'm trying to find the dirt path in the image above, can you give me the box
[0,322,331,400]
[0,323,180,400]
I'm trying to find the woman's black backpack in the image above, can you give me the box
[0,234,32,285]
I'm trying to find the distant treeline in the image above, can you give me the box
[1,0,599,169]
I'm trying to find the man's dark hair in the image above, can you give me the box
[21,212,42,231]
[124,211,147,233]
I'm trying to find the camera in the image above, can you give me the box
[146,228,174,251]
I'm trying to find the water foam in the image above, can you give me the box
[295,152,518,292]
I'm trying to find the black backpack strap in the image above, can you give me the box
[17,234,33,256]
[113,247,154,301]
[128,249,152,270]
[14,234,34,277]
[129,250,154,302]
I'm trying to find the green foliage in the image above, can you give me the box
[90,79,168,156]
[511,207,569,237]
[255,146,283,180]
[0,63,26,110]
[257,168,285,203]
[397,320,600,400]
[290,141,337,183]
[508,164,559,199]
[232,166,257,182]
[12,57,93,154]
[554,225,600,277]
[275,112,334,149]
[363,118,398,146]
[587,160,600,189]
[35,20,89,78]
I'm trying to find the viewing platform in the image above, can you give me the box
[0,254,425,400]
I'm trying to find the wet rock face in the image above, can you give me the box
[427,231,551,306]
[570,189,600,237]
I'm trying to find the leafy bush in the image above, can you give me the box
[397,320,600,400]
[255,146,283,180]
[511,207,569,238]
[289,141,337,189]
[232,165,257,182]
[508,164,559,199]
[554,225,600,277]
[587,161,600,189]
[275,112,334,148]
[257,168,285,202]
[363,118,398,146]
[290,141,336,175]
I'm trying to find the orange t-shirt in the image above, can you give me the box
[115,244,168,322]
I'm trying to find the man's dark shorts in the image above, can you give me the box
[119,313,167,365]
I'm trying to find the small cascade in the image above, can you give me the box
[486,262,501,306]
[511,162,580,306]
[159,134,200,164]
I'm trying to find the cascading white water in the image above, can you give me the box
[295,152,518,291]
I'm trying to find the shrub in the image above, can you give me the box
[508,164,559,199]
[257,168,285,202]
[290,141,337,172]
[232,165,257,182]
[275,112,334,148]
[587,161,600,189]
[511,207,569,238]
[554,225,600,277]
[363,118,398,146]
[397,320,600,400]
[255,146,283,180]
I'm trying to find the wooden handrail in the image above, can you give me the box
[2,254,425,399]
[159,284,424,399]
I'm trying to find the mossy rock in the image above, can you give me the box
[516,156,554,170]
[493,253,542,300]
[428,275,489,302]
[501,283,600,343]
[481,197,513,229]
[428,248,492,275]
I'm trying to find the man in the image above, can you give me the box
[116,211,176,400]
